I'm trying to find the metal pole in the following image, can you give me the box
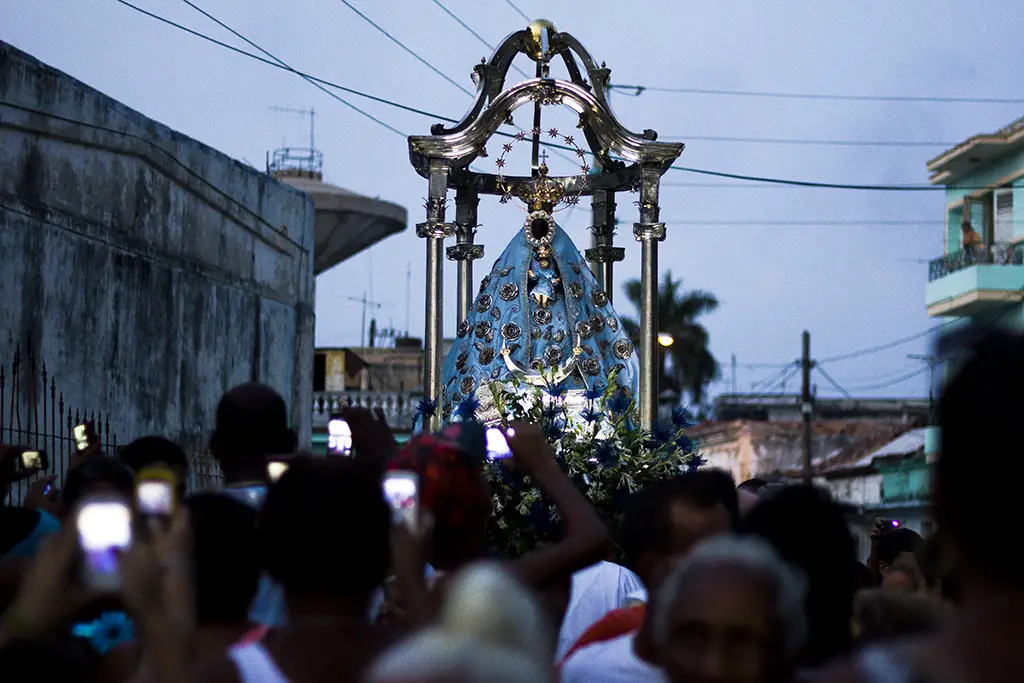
[801,330,813,484]
[418,160,453,430]
[586,190,624,301]
[908,354,937,424]
[450,188,482,329]
[731,353,737,394]
[634,166,665,430]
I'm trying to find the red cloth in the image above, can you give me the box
[235,625,269,646]
[558,604,646,666]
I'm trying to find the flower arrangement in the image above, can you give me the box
[429,373,704,559]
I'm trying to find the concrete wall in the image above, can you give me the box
[0,41,315,451]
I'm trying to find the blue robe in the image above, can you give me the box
[440,224,639,420]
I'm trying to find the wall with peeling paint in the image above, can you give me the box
[0,41,315,451]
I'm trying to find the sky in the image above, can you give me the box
[3,0,1023,403]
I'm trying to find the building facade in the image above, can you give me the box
[926,117,1024,327]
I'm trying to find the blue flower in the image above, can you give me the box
[687,454,707,472]
[544,417,566,440]
[581,407,605,423]
[72,611,135,655]
[672,406,696,428]
[605,390,631,415]
[456,396,479,420]
[417,397,437,417]
[675,435,696,453]
[545,380,569,398]
[653,421,675,444]
[583,386,604,402]
[594,440,619,467]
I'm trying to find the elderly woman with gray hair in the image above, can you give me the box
[651,535,808,683]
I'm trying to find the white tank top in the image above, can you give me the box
[229,642,291,683]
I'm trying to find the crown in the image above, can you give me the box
[515,159,565,213]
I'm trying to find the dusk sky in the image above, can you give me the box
[4,0,1023,403]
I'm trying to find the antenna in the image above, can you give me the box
[270,105,316,150]
[345,293,384,347]
[405,262,412,337]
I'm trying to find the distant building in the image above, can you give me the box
[925,116,1024,328]
[714,394,929,423]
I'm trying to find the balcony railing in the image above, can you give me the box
[312,390,423,431]
[928,243,1024,282]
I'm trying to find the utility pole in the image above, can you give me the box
[908,354,937,424]
[801,330,814,484]
[731,354,737,394]
[345,293,383,347]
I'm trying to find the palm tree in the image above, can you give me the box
[621,271,720,405]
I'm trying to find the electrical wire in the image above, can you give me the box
[662,135,955,147]
[174,0,405,136]
[668,219,936,226]
[842,365,931,392]
[111,0,1004,193]
[608,83,1024,105]
[504,0,531,22]
[428,0,531,78]
[750,363,799,392]
[814,364,855,399]
[336,0,473,97]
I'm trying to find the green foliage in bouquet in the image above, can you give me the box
[478,374,704,559]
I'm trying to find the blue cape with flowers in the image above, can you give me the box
[439,224,639,420]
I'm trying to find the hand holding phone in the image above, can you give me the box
[19,449,49,472]
[327,416,353,456]
[383,471,419,531]
[135,467,178,518]
[485,427,514,461]
[74,421,99,452]
[266,459,291,483]
[76,495,133,592]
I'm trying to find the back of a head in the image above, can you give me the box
[62,456,134,510]
[211,383,297,466]
[654,534,808,659]
[620,469,739,571]
[870,527,923,585]
[187,493,260,625]
[937,329,1024,586]
[119,436,189,474]
[439,563,552,662]
[738,484,856,666]
[260,457,389,602]
[368,634,554,683]
[738,478,768,494]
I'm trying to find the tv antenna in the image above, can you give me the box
[345,293,384,347]
[271,105,316,151]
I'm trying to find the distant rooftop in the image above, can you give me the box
[714,393,929,423]
[927,115,1024,185]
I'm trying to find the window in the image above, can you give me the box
[994,188,1014,244]
[313,353,326,392]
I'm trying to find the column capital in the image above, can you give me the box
[446,244,485,261]
[416,222,457,239]
[633,222,666,242]
[584,245,626,263]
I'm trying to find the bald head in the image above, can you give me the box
[211,383,296,483]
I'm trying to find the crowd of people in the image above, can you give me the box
[0,327,1020,683]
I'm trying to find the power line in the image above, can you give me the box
[336,0,474,97]
[111,1,1001,193]
[662,134,955,147]
[428,0,531,78]
[751,363,799,392]
[814,364,854,399]
[668,219,936,227]
[504,0,531,22]
[844,365,931,392]
[608,83,1024,105]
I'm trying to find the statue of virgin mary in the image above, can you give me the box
[439,161,639,423]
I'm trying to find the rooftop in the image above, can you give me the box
[927,115,1024,185]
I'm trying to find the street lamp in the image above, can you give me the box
[657,332,675,347]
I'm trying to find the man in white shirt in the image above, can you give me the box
[556,561,645,660]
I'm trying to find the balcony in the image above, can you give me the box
[312,390,422,432]
[926,243,1024,317]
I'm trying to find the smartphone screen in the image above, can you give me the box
[136,481,174,516]
[267,461,290,483]
[20,450,46,470]
[76,499,132,590]
[74,424,91,451]
[382,471,418,530]
[485,427,513,460]
[327,418,353,456]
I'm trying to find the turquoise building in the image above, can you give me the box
[926,116,1024,327]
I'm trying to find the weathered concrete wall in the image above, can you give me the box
[0,41,315,451]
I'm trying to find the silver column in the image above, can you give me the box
[418,160,454,430]
[634,166,666,431]
[586,189,625,303]
[448,188,483,329]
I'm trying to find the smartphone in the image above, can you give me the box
[19,450,49,471]
[327,416,353,456]
[485,427,514,460]
[75,496,132,592]
[266,459,290,483]
[382,471,419,531]
[74,422,98,452]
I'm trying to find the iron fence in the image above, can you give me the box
[2,345,118,506]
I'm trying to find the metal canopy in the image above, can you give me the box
[407,19,684,430]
